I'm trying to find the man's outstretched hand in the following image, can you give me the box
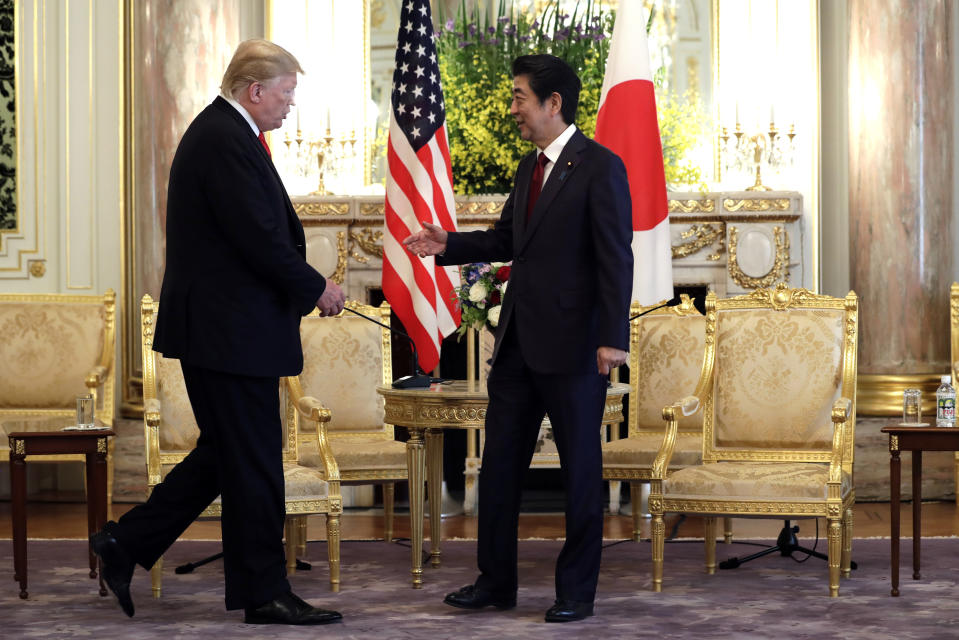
[403,222,448,258]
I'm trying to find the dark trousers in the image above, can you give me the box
[475,323,607,603]
[112,363,289,610]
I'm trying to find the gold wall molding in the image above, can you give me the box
[294,202,350,216]
[727,225,790,289]
[857,373,943,416]
[724,198,791,212]
[28,259,46,277]
[669,198,715,213]
[672,223,724,260]
[348,227,383,261]
[332,231,348,284]
[360,202,384,216]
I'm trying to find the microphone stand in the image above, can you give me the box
[343,307,435,389]
[628,296,683,321]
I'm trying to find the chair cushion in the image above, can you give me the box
[154,355,200,452]
[602,433,702,469]
[281,462,330,500]
[634,313,706,431]
[299,437,407,472]
[713,308,844,450]
[663,462,852,502]
[299,315,386,434]
[0,303,105,408]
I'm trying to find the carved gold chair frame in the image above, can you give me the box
[140,295,342,596]
[0,290,117,502]
[602,295,732,542]
[289,300,407,542]
[649,284,858,597]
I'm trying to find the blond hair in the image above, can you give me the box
[220,39,304,99]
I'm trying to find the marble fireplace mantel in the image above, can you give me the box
[292,190,804,304]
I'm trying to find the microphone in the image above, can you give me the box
[342,306,434,389]
[627,294,708,321]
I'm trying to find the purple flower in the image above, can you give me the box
[488,37,499,45]
[498,16,510,24]
[468,23,477,35]
[531,20,539,29]
[520,35,530,42]
[445,19,455,31]
[458,40,472,48]
[487,26,496,35]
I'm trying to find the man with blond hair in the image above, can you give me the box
[91,39,344,625]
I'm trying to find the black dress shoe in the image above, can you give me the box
[545,599,594,623]
[244,591,343,625]
[90,525,136,617]
[443,584,516,610]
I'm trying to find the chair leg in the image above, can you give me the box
[704,517,717,575]
[651,512,665,592]
[150,557,162,599]
[384,482,395,542]
[297,516,308,558]
[723,516,733,544]
[608,480,622,515]
[327,513,341,592]
[841,507,853,578]
[827,516,842,597]
[284,518,297,575]
[630,483,642,542]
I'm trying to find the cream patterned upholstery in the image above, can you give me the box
[649,285,859,597]
[140,295,343,596]
[0,291,117,502]
[290,300,406,542]
[601,295,726,541]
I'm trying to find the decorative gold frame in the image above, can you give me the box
[139,294,342,595]
[649,283,858,597]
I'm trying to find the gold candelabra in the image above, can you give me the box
[720,121,796,191]
[283,127,358,196]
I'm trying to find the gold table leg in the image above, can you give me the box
[426,428,444,567]
[406,427,425,588]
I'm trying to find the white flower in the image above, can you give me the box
[468,281,489,303]
[500,280,508,298]
[487,305,502,327]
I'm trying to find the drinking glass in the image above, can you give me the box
[76,394,95,429]
[902,388,922,425]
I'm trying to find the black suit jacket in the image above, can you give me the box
[439,128,633,374]
[153,96,327,377]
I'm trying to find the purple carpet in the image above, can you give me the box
[3,537,958,639]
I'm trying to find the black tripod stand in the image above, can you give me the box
[175,552,311,574]
[718,519,857,571]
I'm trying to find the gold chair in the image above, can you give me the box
[650,284,858,597]
[602,295,732,542]
[0,290,117,500]
[140,295,342,596]
[289,300,407,542]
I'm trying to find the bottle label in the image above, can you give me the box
[938,397,956,422]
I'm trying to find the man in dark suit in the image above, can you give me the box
[91,39,345,625]
[404,54,633,623]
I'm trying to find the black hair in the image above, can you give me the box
[511,54,581,125]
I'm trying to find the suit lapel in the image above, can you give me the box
[513,152,536,241]
[519,130,587,252]
[213,97,305,255]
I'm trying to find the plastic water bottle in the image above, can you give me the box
[936,375,956,427]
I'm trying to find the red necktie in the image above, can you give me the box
[526,152,550,220]
[258,132,271,157]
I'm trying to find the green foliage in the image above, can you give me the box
[436,0,704,194]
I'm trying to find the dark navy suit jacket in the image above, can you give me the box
[153,96,326,377]
[439,128,633,374]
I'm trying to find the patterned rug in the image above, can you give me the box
[3,537,958,639]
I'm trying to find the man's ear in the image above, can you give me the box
[549,92,563,116]
[248,82,262,104]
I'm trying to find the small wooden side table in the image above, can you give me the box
[880,424,959,597]
[6,419,114,599]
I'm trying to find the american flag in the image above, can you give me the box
[383,0,460,374]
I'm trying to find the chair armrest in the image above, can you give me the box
[284,377,340,483]
[142,398,162,487]
[85,365,108,389]
[828,397,852,484]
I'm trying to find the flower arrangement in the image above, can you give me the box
[436,0,705,194]
[454,262,512,336]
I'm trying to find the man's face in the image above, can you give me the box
[510,74,556,148]
[248,72,297,132]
